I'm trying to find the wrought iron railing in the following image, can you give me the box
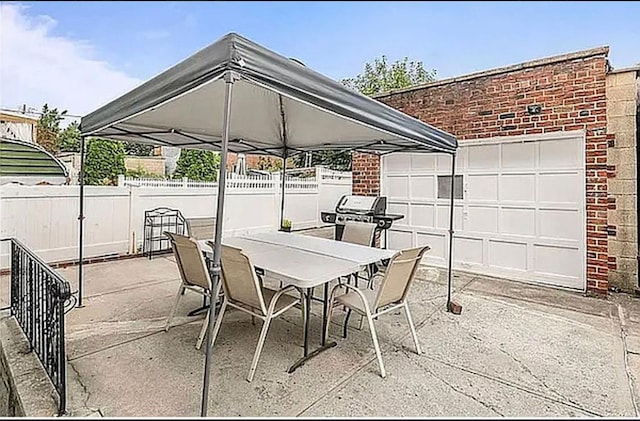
[7,238,73,415]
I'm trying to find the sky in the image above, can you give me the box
[1,1,639,119]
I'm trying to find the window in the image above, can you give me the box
[437,175,464,199]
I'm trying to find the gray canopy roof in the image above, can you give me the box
[81,32,457,156]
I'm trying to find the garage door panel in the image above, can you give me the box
[385,154,411,173]
[417,232,445,259]
[454,237,483,265]
[502,142,536,169]
[539,209,581,241]
[500,207,535,236]
[467,174,498,201]
[538,172,581,204]
[388,229,413,250]
[533,244,581,278]
[467,206,499,234]
[468,144,500,169]
[387,176,409,199]
[410,204,435,228]
[388,202,410,226]
[411,154,435,172]
[410,176,435,199]
[539,139,581,169]
[436,205,464,230]
[499,174,535,202]
[489,240,527,271]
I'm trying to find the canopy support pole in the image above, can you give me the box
[279,149,287,229]
[278,94,288,230]
[77,135,87,308]
[446,153,461,315]
[201,72,235,417]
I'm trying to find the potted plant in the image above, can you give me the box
[280,219,292,232]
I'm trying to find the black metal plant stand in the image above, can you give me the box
[143,207,186,259]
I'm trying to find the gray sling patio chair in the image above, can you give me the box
[325,245,430,378]
[340,221,377,288]
[186,217,216,241]
[208,243,305,382]
[163,232,221,349]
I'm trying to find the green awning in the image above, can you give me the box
[0,138,68,177]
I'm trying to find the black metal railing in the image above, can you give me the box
[8,238,72,415]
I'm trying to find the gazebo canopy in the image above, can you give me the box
[78,32,460,417]
[81,33,457,156]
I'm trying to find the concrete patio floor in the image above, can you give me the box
[3,233,640,417]
[51,254,640,417]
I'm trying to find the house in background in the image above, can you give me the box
[0,109,38,143]
[0,138,68,185]
[353,47,640,295]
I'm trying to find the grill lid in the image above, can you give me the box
[336,195,384,214]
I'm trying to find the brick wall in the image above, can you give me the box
[353,47,611,294]
[124,156,166,176]
[352,152,380,196]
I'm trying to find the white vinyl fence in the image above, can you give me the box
[0,168,351,268]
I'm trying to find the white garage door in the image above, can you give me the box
[381,132,586,290]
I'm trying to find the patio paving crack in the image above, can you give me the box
[617,303,640,417]
[67,358,102,417]
[414,357,504,416]
[78,277,180,301]
[495,346,582,408]
[395,346,602,417]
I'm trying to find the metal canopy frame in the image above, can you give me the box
[76,35,459,417]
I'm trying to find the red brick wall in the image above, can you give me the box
[353,51,611,294]
[352,153,380,196]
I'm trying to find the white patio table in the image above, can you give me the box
[199,231,397,372]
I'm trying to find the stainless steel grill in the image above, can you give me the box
[321,194,404,244]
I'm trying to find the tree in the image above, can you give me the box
[296,55,436,171]
[84,138,126,185]
[36,104,67,153]
[58,121,81,152]
[173,149,221,181]
[342,55,436,95]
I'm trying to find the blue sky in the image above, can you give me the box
[2,1,639,116]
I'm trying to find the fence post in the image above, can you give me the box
[117,174,125,186]
[182,177,188,188]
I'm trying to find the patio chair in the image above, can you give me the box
[163,232,220,349]
[186,217,216,241]
[325,245,430,378]
[185,217,218,310]
[340,221,377,288]
[208,242,305,382]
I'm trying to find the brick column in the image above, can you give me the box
[352,152,381,196]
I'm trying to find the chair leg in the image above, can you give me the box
[165,284,185,332]
[196,311,209,350]
[343,309,352,339]
[324,287,338,341]
[198,299,227,351]
[403,302,422,355]
[365,312,386,378]
[247,314,273,382]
